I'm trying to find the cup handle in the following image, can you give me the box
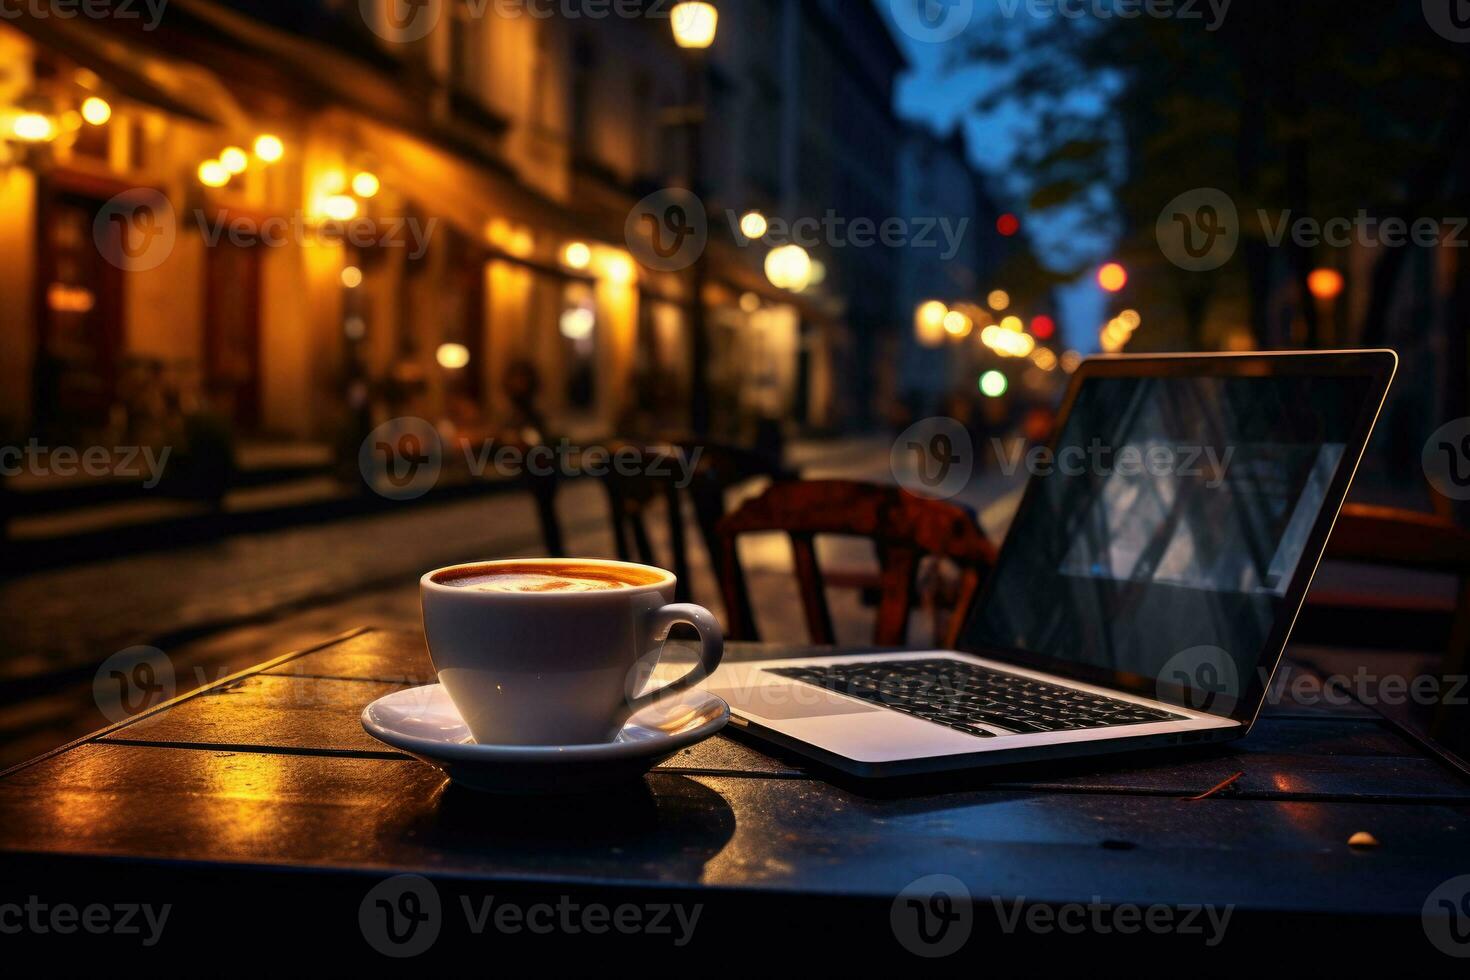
[630,603,724,711]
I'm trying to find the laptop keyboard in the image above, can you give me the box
[768,659,1186,738]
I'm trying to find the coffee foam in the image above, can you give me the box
[462,572,625,594]
[436,562,665,594]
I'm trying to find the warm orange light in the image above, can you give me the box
[220,147,249,174]
[916,301,948,348]
[765,244,813,291]
[942,311,973,339]
[987,290,1011,312]
[1307,268,1344,302]
[13,112,57,142]
[600,253,636,285]
[739,210,768,240]
[436,343,471,370]
[81,97,112,126]
[253,134,285,163]
[352,171,381,198]
[198,160,231,188]
[563,242,592,270]
[1098,263,1128,293]
[671,1,718,49]
[341,266,364,289]
[322,195,359,222]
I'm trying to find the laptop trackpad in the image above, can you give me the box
[705,686,882,722]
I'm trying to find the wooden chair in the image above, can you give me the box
[599,441,790,604]
[1303,504,1470,676]
[716,480,999,647]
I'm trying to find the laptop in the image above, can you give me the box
[702,351,1398,777]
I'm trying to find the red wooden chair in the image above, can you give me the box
[716,480,999,647]
[1304,503,1470,675]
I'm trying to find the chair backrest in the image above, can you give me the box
[1322,503,1470,674]
[598,441,790,604]
[716,480,998,647]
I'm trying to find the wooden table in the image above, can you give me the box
[2,628,1467,970]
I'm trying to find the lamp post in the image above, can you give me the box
[672,2,716,436]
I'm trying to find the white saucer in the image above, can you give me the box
[361,685,730,794]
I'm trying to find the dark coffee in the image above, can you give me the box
[437,562,663,594]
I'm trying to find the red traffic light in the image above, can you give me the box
[997,214,1020,237]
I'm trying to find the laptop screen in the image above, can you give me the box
[961,368,1380,717]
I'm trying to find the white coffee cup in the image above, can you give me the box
[420,559,724,745]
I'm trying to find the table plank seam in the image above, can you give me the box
[101,737,412,762]
[0,627,372,781]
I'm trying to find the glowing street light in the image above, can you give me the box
[942,311,973,339]
[559,307,596,340]
[253,133,285,163]
[81,97,111,126]
[220,147,249,174]
[352,171,381,198]
[322,195,359,222]
[671,1,718,49]
[12,112,57,142]
[916,301,948,348]
[987,289,1011,312]
[979,370,1009,399]
[765,244,813,292]
[1307,268,1344,302]
[436,343,471,370]
[341,266,364,289]
[562,242,592,270]
[739,210,768,241]
[1098,262,1128,293]
[198,160,231,188]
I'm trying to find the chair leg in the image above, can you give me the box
[665,486,692,604]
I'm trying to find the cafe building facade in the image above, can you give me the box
[0,0,901,452]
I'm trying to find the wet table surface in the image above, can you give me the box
[2,628,1468,968]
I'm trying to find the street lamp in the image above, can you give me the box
[671,2,718,49]
[671,1,717,434]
